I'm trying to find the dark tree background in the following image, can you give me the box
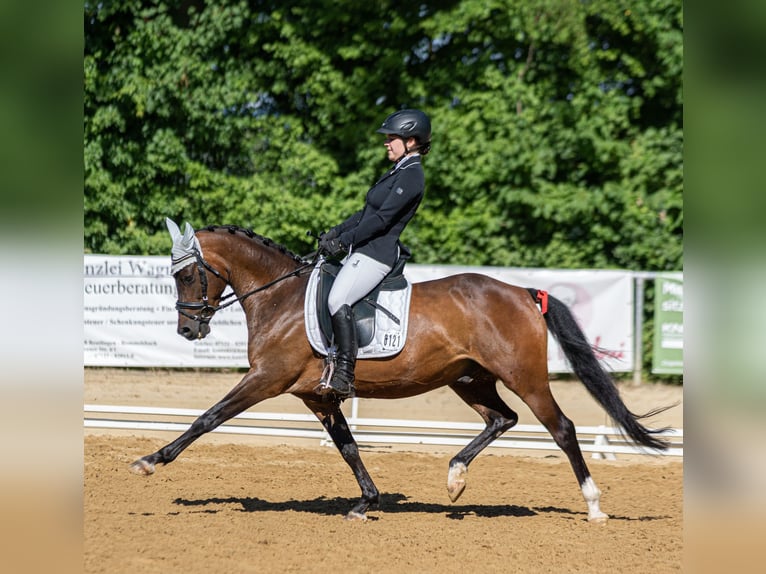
[84,0,682,271]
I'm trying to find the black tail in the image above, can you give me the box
[527,288,671,451]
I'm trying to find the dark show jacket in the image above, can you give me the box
[332,154,424,268]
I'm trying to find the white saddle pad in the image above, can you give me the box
[304,261,413,359]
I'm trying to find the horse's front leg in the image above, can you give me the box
[130,370,274,475]
[303,397,379,521]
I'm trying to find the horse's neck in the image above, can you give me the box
[230,256,307,326]
[198,230,308,317]
[223,240,306,299]
[232,252,301,290]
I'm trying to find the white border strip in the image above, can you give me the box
[84,404,683,458]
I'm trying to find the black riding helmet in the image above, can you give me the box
[376,109,431,154]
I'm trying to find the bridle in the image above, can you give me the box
[174,247,314,325]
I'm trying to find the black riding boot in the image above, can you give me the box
[325,304,357,397]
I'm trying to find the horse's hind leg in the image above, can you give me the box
[303,397,379,521]
[446,379,519,502]
[514,380,609,523]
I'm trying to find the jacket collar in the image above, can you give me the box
[375,154,420,183]
[393,153,420,171]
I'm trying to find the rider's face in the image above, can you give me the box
[384,134,415,161]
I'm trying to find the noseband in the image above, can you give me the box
[173,249,229,325]
[174,248,313,325]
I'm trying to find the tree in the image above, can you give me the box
[84,0,682,272]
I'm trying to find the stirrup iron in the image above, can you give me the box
[314,347,353,397]
[314,349,337,395]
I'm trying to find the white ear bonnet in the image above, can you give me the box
[166,218,202,275]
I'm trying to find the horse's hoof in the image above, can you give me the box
[587,512,609,524]
[447,463,467,503]
[129,458,155,475]
[344,511,367,522]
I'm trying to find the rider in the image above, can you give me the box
[317,108,431,397]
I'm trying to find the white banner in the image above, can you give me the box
[84,256,634,372]
[83,255,249,367]
[404,265,633,372]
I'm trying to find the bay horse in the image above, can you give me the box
[130,222,670,522]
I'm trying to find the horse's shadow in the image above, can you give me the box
[170,494,671,521]
[530,505,671,522]
[172,492,535,519]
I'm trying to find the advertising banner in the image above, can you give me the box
[652,274,684,374]
[84,256,635,372]
[405,265,634,372]
[84,255,249,367]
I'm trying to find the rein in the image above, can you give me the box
[175,248,314,324]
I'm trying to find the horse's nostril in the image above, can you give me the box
[178,326,192,337]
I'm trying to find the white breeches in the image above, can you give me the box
[327,253,392,315]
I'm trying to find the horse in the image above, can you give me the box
[130,222,670,523]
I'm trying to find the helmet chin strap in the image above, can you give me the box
[392,138,413,163]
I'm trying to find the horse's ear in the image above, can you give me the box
[165,218,197,251]
[167,218,201,274]
[166,218,182,242]
[181,221,196,245]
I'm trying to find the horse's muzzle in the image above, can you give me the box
[178,321,210,341]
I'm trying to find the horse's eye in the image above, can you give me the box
[180,273,195,286]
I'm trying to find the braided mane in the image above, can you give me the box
[199,225,305,264]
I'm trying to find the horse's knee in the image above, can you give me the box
[339,442,359,459]
[502,409,519,429]
[490,410,518,436]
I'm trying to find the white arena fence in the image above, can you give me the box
[84,403,683,459]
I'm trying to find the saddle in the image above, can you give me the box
[316,255,409,348]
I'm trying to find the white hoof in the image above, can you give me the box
[344,511,367,522]
[588,512,609,524]
[447,463,467,503]
[581,476,608,524]
[129,459,155,475]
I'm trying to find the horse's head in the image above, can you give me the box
[166,218,229,340]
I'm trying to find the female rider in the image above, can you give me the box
[317,109,431,397]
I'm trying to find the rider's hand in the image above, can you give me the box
[319,235,346,258]
[320,228,338,241]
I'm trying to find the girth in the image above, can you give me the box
[316,255,409,347]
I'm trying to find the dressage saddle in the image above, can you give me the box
[316,255,409,348]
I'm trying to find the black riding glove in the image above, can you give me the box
[319,235,347,258]
[320,228,338,241]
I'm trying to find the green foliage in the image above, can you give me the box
[85,0,682,272]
